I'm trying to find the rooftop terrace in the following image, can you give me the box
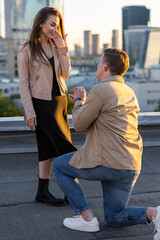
[0,113,160,240]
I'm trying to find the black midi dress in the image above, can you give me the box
[32,56,77,162]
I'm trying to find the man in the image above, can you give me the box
[53,48,160,239]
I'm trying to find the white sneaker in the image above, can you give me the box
[63,215,100,232]
[153,206,160,240]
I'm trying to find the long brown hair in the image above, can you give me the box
[24,7,65,62]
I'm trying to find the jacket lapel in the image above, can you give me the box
[49,39,59,72]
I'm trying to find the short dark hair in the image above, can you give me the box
[103,48,129,76]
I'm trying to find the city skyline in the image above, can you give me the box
[64,0,160,51]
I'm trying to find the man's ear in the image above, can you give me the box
[103,63,108,71]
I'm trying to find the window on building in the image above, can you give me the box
[147,99,158,105]
[11,87,15,92]
[4,89,9,94]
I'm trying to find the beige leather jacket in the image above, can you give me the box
[69,75,143,171]
[17,40,71,120]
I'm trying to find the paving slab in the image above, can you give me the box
[103,237,153,240]
[1,172,160,207]
[0,144,160,239]
[95,223,153,240]
[0,203,97,240]
[0,198,155,240]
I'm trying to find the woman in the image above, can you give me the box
[18,7,77,206]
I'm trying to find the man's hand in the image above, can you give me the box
[69,87,87,102]
[26,117,37,131]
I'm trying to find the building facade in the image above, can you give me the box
[84,31,92,57]
[122,6,150,51]
[74,43,82,57]
[124,26,160,68]
[0,0,63,40]
[103,43,111,49]
[112,30,119,48]
[0,77,19,97]
[0,37,14,77]
[92,34,100,56]
[0,0,63,76]
[126,79,160,112]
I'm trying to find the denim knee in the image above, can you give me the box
[104,214,119,227]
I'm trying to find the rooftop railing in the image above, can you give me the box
[0,112,160,130]
[0,112,160,155]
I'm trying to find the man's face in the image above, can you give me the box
[96,54,105,80]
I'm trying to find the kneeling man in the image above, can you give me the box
[53,48,160,239]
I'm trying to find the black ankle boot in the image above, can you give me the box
[35,177,65,206]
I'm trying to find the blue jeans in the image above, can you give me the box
[53,152,148,227]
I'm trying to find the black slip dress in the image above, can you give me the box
[32,56,77,161]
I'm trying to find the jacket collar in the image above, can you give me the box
[103,75,124,83]
[36,39,56,65]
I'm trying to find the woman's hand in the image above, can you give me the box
[51,29,67,48]
[26,117,37,131]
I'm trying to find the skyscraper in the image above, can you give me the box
[92,34,100,56]
[112,30,119,48]
[122,6,150,50]
[0,0,63,41]
[84,31,92,57]
[74,43,81,57]
[0,0,63,75]
[103,43,111,49]
[124,26,160,68]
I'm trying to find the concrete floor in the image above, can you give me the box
[0,145,160,240]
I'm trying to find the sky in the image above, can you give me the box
[63,0,160,51]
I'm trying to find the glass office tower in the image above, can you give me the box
[0,0,63,75]
[122,6,150,51]
[0,0,63,40]
[124,26,160,68]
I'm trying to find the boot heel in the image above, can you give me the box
[36,177,65,206]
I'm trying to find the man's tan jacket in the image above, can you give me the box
[69,75,143,170]
[17,40,71,120]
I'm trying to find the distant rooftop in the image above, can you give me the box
[0,77,19,84]
[128,25,160,30]
[125,77,160,83]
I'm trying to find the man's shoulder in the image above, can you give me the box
[90,80,113,95]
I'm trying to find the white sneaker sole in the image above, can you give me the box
[63,219,100,232]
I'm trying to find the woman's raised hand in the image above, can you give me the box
[51,29,67,48]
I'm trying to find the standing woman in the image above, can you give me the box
[18,7,77,206]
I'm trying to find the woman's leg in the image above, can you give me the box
[36,158,65,206]
[39,158,53,179]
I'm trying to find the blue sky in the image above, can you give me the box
[64,0,160,51]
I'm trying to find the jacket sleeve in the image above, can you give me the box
[18,46,36,120]
[72,86,103,132]
[56,46,71,79]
